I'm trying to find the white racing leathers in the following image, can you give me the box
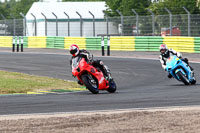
[159,49,181,70]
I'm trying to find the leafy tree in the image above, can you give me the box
[149,0,200,36]
[105,0,151,16]
[0,0,39,20]
[0,2,7,19]
[150,0,200,15]
[62,0,104,1]
[11,0,39,19]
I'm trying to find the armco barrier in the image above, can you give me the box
[148,36,163,51]
[86,37,107,50]
[47,37,64,49]
[0,36,12,47]
[110,36,135,51]
[194,37,200,53]
[163,37,195,53]
[28,36,46,48]
[64,37,86,50]
[1,36,200,54]
[135,36,148,51]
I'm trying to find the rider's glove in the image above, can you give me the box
[162,65,166,71]
[88,59,93,64]
[177,52,182,58]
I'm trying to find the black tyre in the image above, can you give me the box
[191,79,196,85]
[82,75,99,94]
[190,73,196,85]
[107,80,117,93]
[177,71,190,85]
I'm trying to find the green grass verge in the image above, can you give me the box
[0,70,84,94]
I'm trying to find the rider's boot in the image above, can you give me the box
[77,80,83,85]
[187,63,194,77]
[189,64,194,71]
[103,65,113,81]
[182,59,195,78]
[191,69,195,77]
[183,58,194,71]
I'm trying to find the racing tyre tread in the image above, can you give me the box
[107,80,117,93]
[177,71,190,85]
[82,75,99,94]
[191,79,196,85]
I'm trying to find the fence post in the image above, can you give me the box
[165,8,172,36]
[31,13,37,36]
[20,12,26,36]
[131,9,139,36]
[105,13,109,36]
[76,11,83,37]
[89,11,95,37]
[41,13,47,36]
[183,7,191,36]
[64,12,70,36]
[116,10,123,36]
[14,18,16,36]
[52,12,58,36]
[107,36,110,56]
[147,8,155,36]
[101,36,105,56]
[10,14,16,36]
[12,36,15,52]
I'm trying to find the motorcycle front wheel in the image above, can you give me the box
[191,79,196,85]
[177,71,190,85]
[82,74,99,94]
[107,80,117,93]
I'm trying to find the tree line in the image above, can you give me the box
[0,0,200,19]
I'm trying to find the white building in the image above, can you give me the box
[25,2,118,37]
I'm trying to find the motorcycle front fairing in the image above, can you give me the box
[72,56,82,77]
[166,56,190,81]
[175,60,194,82]
[72,57,109,90]
[80,59,109,90]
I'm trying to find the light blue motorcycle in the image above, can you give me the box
[165,55,196,85]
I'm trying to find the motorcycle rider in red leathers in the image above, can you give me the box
[69,44,112,85]
[159,44,194,78]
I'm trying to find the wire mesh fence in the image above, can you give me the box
[1,14,200,37]
[0,19,23,36]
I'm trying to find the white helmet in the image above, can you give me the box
[69,44,79,57]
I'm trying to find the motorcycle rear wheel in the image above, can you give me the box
[82,75,99,94]
[177,71,190,85]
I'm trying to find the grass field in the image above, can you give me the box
[0,70,83,94]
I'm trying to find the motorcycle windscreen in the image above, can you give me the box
[166,56,179,70]
[72,56,82,69]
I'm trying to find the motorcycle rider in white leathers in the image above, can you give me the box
[159,44,194,78]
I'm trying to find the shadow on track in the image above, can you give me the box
[169,84,200,87]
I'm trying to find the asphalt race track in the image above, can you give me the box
[0,52,200,115]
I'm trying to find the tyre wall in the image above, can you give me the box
[0,36,199,53]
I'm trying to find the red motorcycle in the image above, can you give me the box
[72,56,117,94]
